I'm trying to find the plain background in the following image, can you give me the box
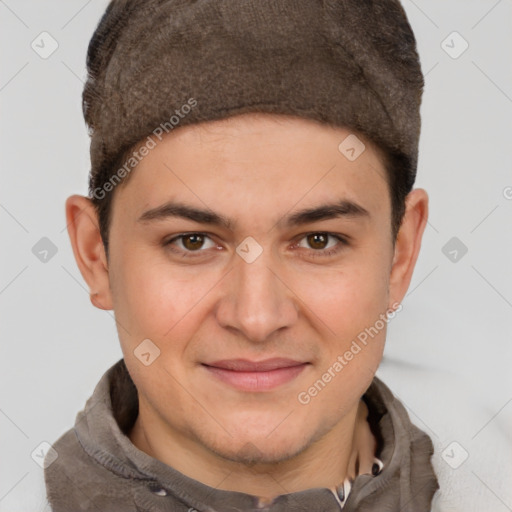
[1,1,511,510]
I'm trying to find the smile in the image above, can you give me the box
[202,358,309,392]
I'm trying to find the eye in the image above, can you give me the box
[164,231,349,260]
[165,233,217,256]
[295,232,348,258]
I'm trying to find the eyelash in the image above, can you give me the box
[164,232,349,260]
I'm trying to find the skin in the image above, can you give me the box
[66,112,428,499]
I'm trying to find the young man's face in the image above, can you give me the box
[69,112,427,467]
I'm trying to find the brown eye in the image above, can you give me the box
[306,233,329,250]
[181,234,206,251]
[165,233,217,254]
[295,232,348,259]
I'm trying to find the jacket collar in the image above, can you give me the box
[73,358,439,511]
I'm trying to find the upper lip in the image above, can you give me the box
[203,358,308,372]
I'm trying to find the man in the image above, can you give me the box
[45,0,440,510]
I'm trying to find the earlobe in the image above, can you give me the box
[65,195,113,311]
[388,188,429,308]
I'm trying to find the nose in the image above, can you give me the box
[215,248,299,344]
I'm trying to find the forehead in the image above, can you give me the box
[112,112,390,226]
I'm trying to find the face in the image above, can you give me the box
[98,113,400,464]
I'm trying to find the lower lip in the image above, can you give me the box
[203,364,308,392]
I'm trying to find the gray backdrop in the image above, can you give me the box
[1,1,511,510]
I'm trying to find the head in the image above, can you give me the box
[66,0,428,465]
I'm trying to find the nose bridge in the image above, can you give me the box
[219,244,297,343]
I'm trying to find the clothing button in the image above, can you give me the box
[372,457,384,476]
[134,484,174,511]
[147,482,168,496]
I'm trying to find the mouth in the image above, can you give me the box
[201,358,309,392]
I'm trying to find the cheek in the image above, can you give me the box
[289,250,390,404]
[296,269,388,417]
[109,245,175,338]
[292,254,390,340]
[110,245,223,349]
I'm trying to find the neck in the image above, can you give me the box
[128,398,375,499]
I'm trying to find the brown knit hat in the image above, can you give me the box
[84,0,424,201]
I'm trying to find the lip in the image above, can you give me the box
[202,358,309,392]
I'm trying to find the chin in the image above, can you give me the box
[195,417,323,466]
[209,436,307,466]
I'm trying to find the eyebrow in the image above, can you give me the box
[137,199,370,230]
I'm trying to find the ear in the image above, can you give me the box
[65,195,113,310]
[388,188,429,308]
